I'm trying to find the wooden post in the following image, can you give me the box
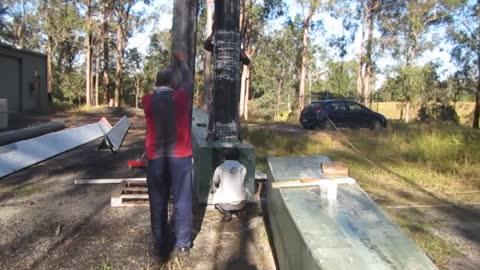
[172,0,198,76]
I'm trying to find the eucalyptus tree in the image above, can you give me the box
[238,0,285,120]
[0,0,41,49]
[357,0,379,105]
[39,0,83,100]
[449,0,480,128]
[295,0,329,114]
[378,0,463,122]
[112,0,150,107]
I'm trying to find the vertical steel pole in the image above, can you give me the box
[212,0,241,142]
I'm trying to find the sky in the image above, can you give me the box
[127,0,458,89]
[127,0,172,54]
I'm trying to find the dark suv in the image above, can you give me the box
[300,100,387,130]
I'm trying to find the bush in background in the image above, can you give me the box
[418,103,459,124]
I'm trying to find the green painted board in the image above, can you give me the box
[267,156,438,270]
[192,109,255,203]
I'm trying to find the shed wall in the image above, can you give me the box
[0,45,48,113]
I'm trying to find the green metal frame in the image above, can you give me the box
[192,109,255,203]
[266,156,438,270]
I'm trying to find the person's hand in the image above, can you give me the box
[173,50,185,62]
[207,33,213,41]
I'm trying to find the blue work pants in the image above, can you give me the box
[146,156,193,249]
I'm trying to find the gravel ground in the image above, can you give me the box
[0,110,276,270]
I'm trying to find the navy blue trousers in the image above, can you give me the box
[147,156,193,249]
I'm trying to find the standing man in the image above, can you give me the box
[142,69,193,260]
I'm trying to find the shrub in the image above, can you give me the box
[418,103,459,124]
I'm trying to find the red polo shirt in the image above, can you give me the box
[142,87,192,159]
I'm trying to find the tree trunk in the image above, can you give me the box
[85,0,92,106]
[135,76,140,109]
[46,36,54,101]
[364,65,371,107]
[86,37,93,106]
[275,66,285,120]
[172,0,198,76]
[474,88,479,129]
[357,0,367,100]
[102,1,110,105]
[202,0,214,111]
[16,0,26,48]
[473,55,480,128]
[298,19,310,113]
[243,66,250,121]
[239,65,248,118]
[405,100,411,123]
[275,82,281,120]
[95,57,99,106]
[363,0,377,106]
[114,25,125,107]
[358,0,377,106]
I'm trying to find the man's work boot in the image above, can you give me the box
[235,209,247,220]
[215,205,232,222]
[175,247,190,257]
[151,242,169,267]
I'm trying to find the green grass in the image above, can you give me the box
[388,212,461,266]
[50,103,108,114]
[241,121,480,267]
[370,101,475,126]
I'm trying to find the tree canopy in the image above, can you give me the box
[0,0,478,127]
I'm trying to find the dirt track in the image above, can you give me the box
[3,112,479,270]
[0,110,276,270]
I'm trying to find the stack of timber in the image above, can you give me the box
[267,156,438,270]
[321,161,348,176]
[111,180,149,207]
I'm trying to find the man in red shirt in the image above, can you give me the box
[142,69,192,260]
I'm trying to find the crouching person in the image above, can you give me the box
[211,148,247,221]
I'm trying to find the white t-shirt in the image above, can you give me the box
[211,160,247,205]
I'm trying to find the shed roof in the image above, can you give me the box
[0,42,47,58]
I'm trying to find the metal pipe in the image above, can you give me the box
[0,120,65,146]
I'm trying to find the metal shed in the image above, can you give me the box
[0,43,48,114]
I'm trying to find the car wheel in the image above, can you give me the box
[302,124,314,130]
[370,119,382,131]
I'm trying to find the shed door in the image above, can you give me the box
[0,55,21,112]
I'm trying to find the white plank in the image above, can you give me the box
[271,177,356,189]
[74,178,147,184]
